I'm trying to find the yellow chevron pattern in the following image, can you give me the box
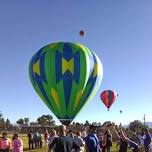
[62,57,74,75]
[33,59,40,76]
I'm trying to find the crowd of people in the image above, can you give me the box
[0,124,152,152]
[47,124,152,152]
[27,131,43,149]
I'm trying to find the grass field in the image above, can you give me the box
[6,134,131,152]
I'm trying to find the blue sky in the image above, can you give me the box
[0,0,152,125]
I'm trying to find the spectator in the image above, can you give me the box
[48,129,58,144]
[74,131,85,152]
[85,124,101,152]
[48,125,80,152]
[27,131,34,149]
[137,132,144,152]
[143,128,152,152]
[105,130,112,152]
[12,133,23,152]
[113,125,128,152]
[44,130,49,144]
[34,131,40,148]
[0,132,11,152]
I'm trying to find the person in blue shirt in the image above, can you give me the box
[144,128,152,152]
[85,124,101,152]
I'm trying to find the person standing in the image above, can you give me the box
[44,130,49,144]
[105,130,112,152]
[74,131,85,152]
[48,129,58,144]
[85,125,101,152]
[34,131,40,148]
[0,133,11,152]
[27,131,34,149]
[12,133,23,152]
[137,132,144,152]
[113,125,128,152]
[143,128,152,152]
[48,125,80,152]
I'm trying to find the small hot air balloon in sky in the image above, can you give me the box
[29,42,103,126]
[79,30,85,37]
[100,90,118,111]
[120,110,123,113]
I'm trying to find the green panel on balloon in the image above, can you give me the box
[29,42,103,125]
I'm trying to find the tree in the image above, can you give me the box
[84,120,90,126]
[30,122,39,126]
[98,122,102,126]
[24,117,30,126]
[1,118,5,130]
[129,120,146,132]
[37,115,55,126]
[16,118,24,126]
[0,111,2,119]
[5,119,11,130]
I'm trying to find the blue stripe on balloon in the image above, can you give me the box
[30,58,36,85]
[40,53,47,84]
[62,43,73,61]
[55,50,62,83]
[93,52,97,63]
[108,90,113,108]
[63,70,73,110]
[34,73,54,110]
[78,78,96,112]
[34,49,43,63]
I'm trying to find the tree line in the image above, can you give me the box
[0,111,150,133]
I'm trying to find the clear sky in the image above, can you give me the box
[0,0,152,125]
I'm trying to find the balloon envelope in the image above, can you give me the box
[29,42,103,125]
[100,90,117,110]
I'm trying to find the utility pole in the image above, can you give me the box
[143,114,146,128]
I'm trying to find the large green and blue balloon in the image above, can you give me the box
[29,42,103,125]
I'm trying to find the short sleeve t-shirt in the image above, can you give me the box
[85,134,100,152]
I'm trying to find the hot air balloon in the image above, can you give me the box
[79,30,85,37]
[100,90,118,111]
[120,110,122,113]
[29,42,103,126]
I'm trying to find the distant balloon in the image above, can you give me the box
[29,42,103,126]
[79,30,85,37]
[120,110,123,113]
[100,90,118,111]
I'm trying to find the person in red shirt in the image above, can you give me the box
[44,130,49,144]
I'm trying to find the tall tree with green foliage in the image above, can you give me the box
[24,117,30,126]
[16,118,25,126]
[37,114,55,126]
[129,120,146,132]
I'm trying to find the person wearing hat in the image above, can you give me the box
[85,124,101,152]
